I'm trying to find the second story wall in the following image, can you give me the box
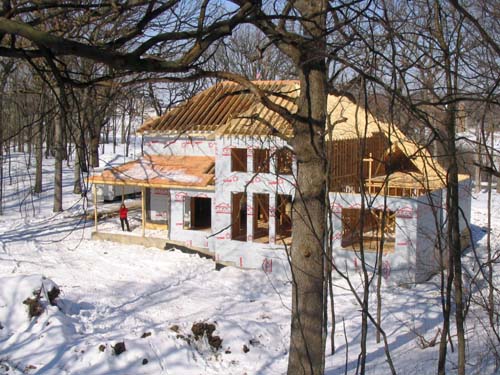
[143,135,216,157]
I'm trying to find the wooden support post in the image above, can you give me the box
[121,185,124,202]
[363,152,374,191]
[141,187,146,237]
[93,184,98,232]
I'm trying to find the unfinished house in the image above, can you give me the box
[89,80,471,283]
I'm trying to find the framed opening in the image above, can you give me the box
[183,197,211,231]
[276,148,293,174]
[145,188,169,226]
[276,194,292,245]
[253,193,269,243]
[253,149,270,173]
[231,192,247,241]
[341,208,395,253]
[231,148,247,172]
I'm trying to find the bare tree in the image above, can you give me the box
[0,59,15,215]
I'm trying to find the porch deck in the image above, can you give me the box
[91,230,217,261]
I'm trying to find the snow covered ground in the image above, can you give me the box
[0,146,499,374]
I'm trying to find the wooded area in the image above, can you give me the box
[0,1,498,374]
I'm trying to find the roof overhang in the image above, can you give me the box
[88,155,215,190]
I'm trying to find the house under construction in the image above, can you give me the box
[89,80,471,283]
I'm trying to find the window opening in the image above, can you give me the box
[276,148,293,174]
[253,193,269,243]
[341,208,395,253]
[253,149,270,173]
[276,194,292,245]
[183,197,211,230]
[231,148,247,172]
[231,192,247,241]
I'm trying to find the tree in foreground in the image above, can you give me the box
[0,1,498,373]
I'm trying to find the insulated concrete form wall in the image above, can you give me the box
[458,179,472,236]
[416,190,443,282]
[438,179,472,238]
[143,136,216,157]
[330,192,419,284]
[212,136,295,277]
[169,189,215,251]
[140,135,472,284]
[148,188,170,224]
[416,179,472,276]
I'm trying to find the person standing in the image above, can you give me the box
[119,203,131,232]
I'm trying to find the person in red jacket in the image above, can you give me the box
[119,203,131,232]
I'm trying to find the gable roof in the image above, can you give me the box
[137,80,299,136]
[135,80,467,190]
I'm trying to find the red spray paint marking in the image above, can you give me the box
[382,260,391,280]
[396,205,415,219]
[269,207,276,218]
[262,258,273,273]
[215,203,231,214]
[174,192,187,202]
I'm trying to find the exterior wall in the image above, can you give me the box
[148,188,170,224]
[458,178,472,238]
[140,134,473,284]
[212,136,295,278]
[440,178,473,236]
[329,192,419,284]
[93,184,140,202]
[416,190,443,282]
[169,189,216,251]
[414,180,472,281]
[143,135,216,157]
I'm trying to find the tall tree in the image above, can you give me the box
[0,2,334,372]
[0,60,15,215]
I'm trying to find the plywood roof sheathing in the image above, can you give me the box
[89,155,215,189]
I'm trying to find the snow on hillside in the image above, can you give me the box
[0,146,499,375]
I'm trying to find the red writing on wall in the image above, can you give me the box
[215,203,231,214]
[396,205,414,219]
[262,258,273,273]
[174,191,187,202]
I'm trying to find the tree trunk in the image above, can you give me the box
[53,86,66,212]
[121,108,127,144]
[90,131,100,167]
[286,1,328,367]
[0,62,14,214]
[112,114,117,154]
[447,105,466,375]
[288,65,327,375]
[27,120,33,168]
[34,106,44,194]
[0,78,4,215]
[73,149,82,195]
[475,124,482,193]
[45,115,53,158]
[496,156,500,193]
[125,107,133,157]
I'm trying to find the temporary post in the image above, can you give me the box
[93,184,98,232]
[363,152,374,192]
[141,186,146,237]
